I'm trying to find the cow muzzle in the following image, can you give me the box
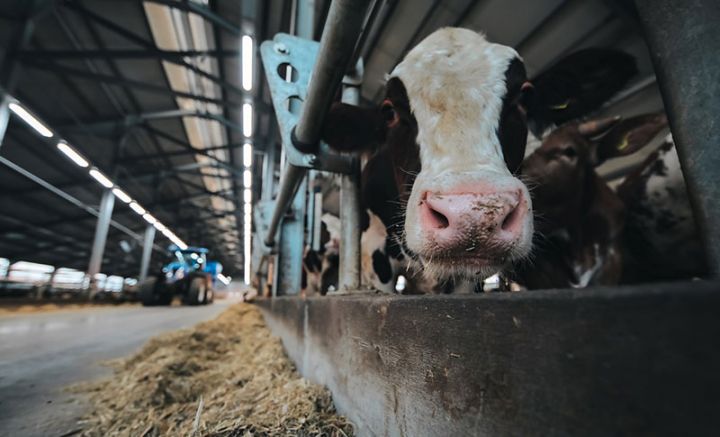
[418,188,531,264]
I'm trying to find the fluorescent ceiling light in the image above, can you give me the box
[243,170,252,188]
[175,241,188,250]
[243,202,252,215]
[8,102,53,138]
[57,142,89,168]
[129,202,146,215]
[89,169,114,188]
[111,188,132,203]
[242,35,253,91]
[153,221,167,232]
[243,143,252,167]
[243,188,251,203]
[242,103,253,137]
[142,213,157,225]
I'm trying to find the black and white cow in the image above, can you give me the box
[302,214,340,296]
[616,133,707,282]
[322,28,637,293]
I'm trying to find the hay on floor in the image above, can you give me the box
[76,303,353,436]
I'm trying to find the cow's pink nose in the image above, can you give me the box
[419,191,527,250]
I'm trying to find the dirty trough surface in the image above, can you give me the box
[74,303,353,436]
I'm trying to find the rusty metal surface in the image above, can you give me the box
[258,281,720,436]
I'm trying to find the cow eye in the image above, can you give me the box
[562,147,577,158]
[381,99,399,127]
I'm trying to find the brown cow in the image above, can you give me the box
[512,113,668,289]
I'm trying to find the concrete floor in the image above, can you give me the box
[0,300,232,437]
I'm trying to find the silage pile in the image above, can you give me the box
[76,303,353,436]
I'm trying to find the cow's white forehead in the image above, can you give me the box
[390,28,520,173]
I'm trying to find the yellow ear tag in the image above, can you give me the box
[550,101,569,110]
[617,136,629,151]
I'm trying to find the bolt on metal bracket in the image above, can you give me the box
[260,33,357,175]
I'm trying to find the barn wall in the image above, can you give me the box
[258,282,720,436]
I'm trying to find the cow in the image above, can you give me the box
[302,214,340,296]
[616,134,707,283]
[321,27,637,293]
[513,113,668,289]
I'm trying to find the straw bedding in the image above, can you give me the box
[75,303,353,436]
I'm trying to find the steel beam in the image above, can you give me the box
[139,225,156,282]
[143,0,242,36]
[0,0,41,93]
[0,95,9,150]
[61,1,250,101]
[87,190,115,295]
[20,60,230,106]
[15,48,239,59]
[55,109,253,135]
[117,143,244,163]
[634,0,720,276]
[143,125,245,174]
[0,156,172,269]
[1,161,236,198]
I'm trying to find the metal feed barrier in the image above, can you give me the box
[255,0,374,295]
[255,0,720,295]
[253,0,720,435]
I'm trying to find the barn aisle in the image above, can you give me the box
[0,301,231,437]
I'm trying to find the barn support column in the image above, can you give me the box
[634,0,720,276]
[139,224,156,283]
[338,64,363,290]
[87,189,115,297]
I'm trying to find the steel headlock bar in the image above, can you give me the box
[260,33,357,175]
[258,0,373,295]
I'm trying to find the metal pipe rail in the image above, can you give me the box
[0,156,165,252]
[263,0,373,247]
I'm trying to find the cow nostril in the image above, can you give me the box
[425,202,450,229]
[501,202,522,232]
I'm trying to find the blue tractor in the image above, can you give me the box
[139,246,222,306]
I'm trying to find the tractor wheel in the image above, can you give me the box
[205,288,214,304]
[184,276,207,306]
[139,277,172,306]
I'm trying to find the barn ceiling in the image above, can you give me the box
[0,0,664,278]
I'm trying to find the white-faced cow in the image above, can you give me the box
[321,28,637,293]
[513,113,668,289]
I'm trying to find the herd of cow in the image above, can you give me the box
[296,27,705,295]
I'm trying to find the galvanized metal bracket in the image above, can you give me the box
[260,33,357,175]
[255,199,278,255]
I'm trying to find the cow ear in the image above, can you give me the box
[322,102,386,152]
[524,48,638,137]
[593,112,668,165]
